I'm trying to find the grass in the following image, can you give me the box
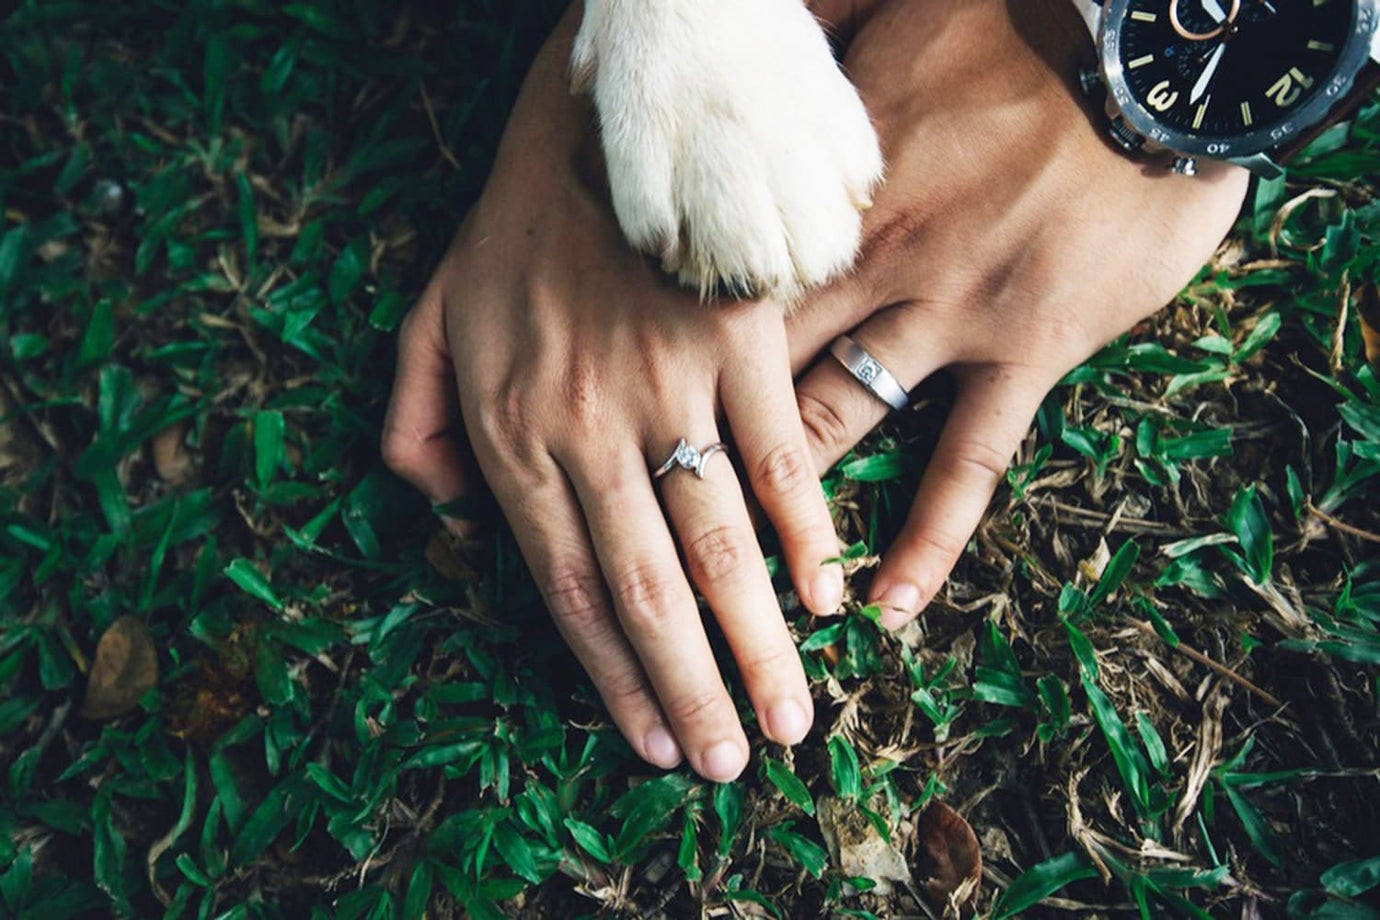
[2,0,1380,917]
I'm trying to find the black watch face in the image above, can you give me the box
[1104,0,1370,156]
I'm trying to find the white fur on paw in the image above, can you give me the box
[572,0,884,302]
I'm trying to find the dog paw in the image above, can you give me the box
[571,0,883,302]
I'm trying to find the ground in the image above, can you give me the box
[1,1,1379,918]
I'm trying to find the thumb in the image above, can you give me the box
[381,289,478,535]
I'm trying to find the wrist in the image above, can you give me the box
[1014,0,1250,183]
[477,5,622,227]
[488,8,592,187]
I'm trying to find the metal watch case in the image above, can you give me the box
[1076,0,1380,175]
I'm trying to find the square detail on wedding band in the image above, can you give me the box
[857,358,881,384]
[675,443,701,468]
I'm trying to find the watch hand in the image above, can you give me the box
[1203,0,1227,23]
[1191,42,1226,104]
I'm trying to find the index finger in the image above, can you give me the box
[722,333,845,616]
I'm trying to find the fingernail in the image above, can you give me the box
[768,699,812,745]
[811,566,845,614]
[873,583,921,630]
[701,741,746,782]
[643,726,682,769]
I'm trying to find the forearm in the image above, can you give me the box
[482,7,595,202]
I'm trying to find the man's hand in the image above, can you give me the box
[788,0,1251,628]
[382,12,843,782]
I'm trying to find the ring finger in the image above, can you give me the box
[562,441,750,782]
[653,427,815,752]
[796,303,951,473]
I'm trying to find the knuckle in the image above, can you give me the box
[611,562,679,632]
[949,437,1012,481]
[797,391,850,457]
[542,569,609,634]
[684,524,750,585]
[561,357,605,436]
[906,526,968,574]
[473,386,530,454]
[600,667,654,711]
[379,429,419,478]
[663,687,725,727]
[584,460,648,501]
[735,641,800,685]
[753,443,812,498]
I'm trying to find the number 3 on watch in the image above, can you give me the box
[1147,79,1180,112]
[1266,67,1315,108]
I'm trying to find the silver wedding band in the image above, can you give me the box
[653,437,728,480]
[829,335,909,411]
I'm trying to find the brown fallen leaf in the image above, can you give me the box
[1268,187,1339,254]
[817,797,911,896]
[1358,282,1380,370]
[151,422,193,484]
[82,616,159,719]
[425,530,474,581]
[917,800,982,917]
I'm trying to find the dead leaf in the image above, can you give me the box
[978,825,1014,866]
[1268,188,1339,253]
[1173,691,1226,834]
[425,530,473,581]
[1078,537,1112,586]
[1358,282,1380,370]
[151,422,192,484]
[1332,272,1352,377]
[82,616,159,719]
[0,388,40,484]
[916,800,982,917]
[817,797,911,895]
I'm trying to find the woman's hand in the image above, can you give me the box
[788,0,1251,628]
[382,14,844,782]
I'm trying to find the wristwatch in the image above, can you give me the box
[1071,0,1380,177]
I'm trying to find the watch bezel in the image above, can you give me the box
[1099,0,1378,158]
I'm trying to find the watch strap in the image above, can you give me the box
[1069,0,1102,40]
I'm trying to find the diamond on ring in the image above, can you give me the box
[674,441,701,469]
[653,438,728,480]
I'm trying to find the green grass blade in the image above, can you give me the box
[994,851,1100,919]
